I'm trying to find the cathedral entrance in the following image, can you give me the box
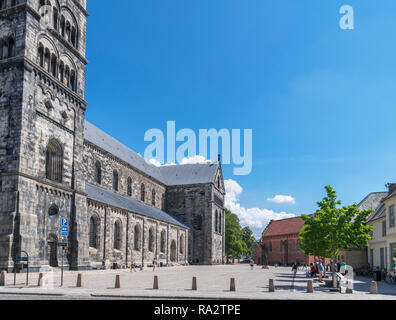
[170,240,177,262]
[48,234,58,267]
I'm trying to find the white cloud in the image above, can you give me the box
[147,155,212,167]
[267,195,296,204]
[224,179,295,238]
[180,155,212,165]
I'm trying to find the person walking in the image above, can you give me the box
[130,258,137,272]
[153,258,157,272]
[292,262,298,276]
[250,259,254,270]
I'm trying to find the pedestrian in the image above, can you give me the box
[317,261,323,276]
[250,259,254,270]
[292,262,298,276]
[130,258,137,272]
[153,258,157,272]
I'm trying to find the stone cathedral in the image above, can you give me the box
[0,0,225,272]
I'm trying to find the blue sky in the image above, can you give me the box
[85,0,396,238]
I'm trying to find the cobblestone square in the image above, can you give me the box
[1,265,396,300]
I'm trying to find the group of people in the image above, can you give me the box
[130,258,159,272]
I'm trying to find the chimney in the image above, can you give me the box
[386,183,396,195]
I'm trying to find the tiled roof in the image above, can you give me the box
[357,192,387,212]
[367,203,386,223]
[84,121,218,186]
[86,183,192,230]
[262,216,305,238]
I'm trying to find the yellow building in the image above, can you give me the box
[380,184,396,271]
[367,203,388,270]
[366,184,396,272]
[339,192,386,269]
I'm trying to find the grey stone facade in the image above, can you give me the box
[0,0,225,272]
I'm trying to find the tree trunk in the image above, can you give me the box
[332,255,337,288]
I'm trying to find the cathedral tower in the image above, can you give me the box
[0,0,89,271]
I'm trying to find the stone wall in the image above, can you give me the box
[83,142,166,211]
[87,199,189,269]
[166,179,225,265]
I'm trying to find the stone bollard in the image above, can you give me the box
[153,275,159,290]
[37,273,43,287]
[370,281,378,294]
[77,273,83,288]
[269,279,275,292]
[0,271,6,286]
[192,277,197,291]
[115,275,121,289]
[307,280,313,293]
[230,278,236,292]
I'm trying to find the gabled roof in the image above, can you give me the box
[367,203,386,223]
[357,192,387,212]
[84,120,218,186]
[86,183,192,230]
[158,162,219,186]
[262,216,305,238]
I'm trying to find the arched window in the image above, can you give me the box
[70,70,76,92]
[160,230,166,253]
[148,228,155,252]
[140,184,145,202]
[7,37,15,58]
[58,61,64,82]
[179,234,184,254]
[1,37,15,60]
[38,43,44,67]
[50,54,57,77]
[134,224,141,251]
[215,210,218,233]
[152,189,156,206]
[48,204,59,216]
[218,211,222,234]
[94,161,101,184]
[53,7,58,30]
[65,21,71,42]
[112,170,119,191]
[71,26,77,47]
[46,139,63,182]
[65,66,70,86]
[60,15,65,37]
[127,177,132,197]
[269,242,272,252]
[114,220,122,250]
[44,48,50,72]
[90,216,99,249]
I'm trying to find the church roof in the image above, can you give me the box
[85,183,192,230]
[83,120,219,186]
[262,216,305,238]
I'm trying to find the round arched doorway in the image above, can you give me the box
[48,233,58,267]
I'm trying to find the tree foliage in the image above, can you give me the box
[299,185,373,285]
[225,209,255,259]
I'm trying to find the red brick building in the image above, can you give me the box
[256,216,316,266]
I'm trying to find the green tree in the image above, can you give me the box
[241,226,256,256]
[299,186,373,287]
[225,209,246,262]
